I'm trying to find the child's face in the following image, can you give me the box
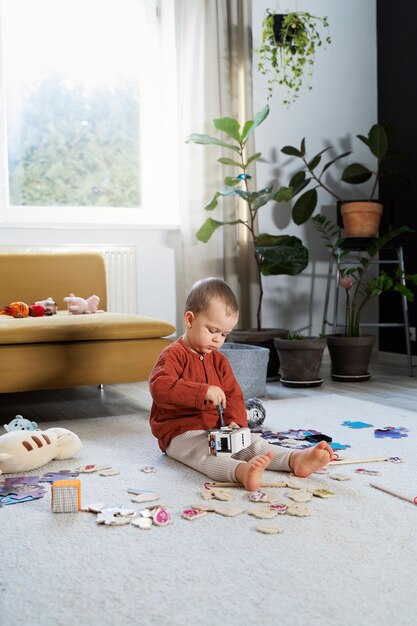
[182,298,238,355]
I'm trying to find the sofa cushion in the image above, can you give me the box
[0,311,175,345]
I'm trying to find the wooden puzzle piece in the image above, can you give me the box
[287,489,313,503]
[311,488,335,498]
[201,488,232,501]
[152,507,173,526]
[130,492,160,504]
[76,464,112,473]
[256,524,284,535]
[329,474,351,481]
[286,503,310,517]
[99,468,120,477]
[81,502,109,513]
[96,506,136,525]
[182,508,208,521]
[131,516,153,530]
[248,506,278,519]
[212,504,245,517]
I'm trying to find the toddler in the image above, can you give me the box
[149,277,334,491]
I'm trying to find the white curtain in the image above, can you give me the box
[175,0,255,327]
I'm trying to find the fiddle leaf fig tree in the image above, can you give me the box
[186,104,308,330]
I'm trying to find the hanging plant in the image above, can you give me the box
[256,10,331,104]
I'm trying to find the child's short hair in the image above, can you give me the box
[185,277,238,316]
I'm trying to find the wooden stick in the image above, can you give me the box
[329,456,390,466]
[370,482,417,505]
[205,481,291,489]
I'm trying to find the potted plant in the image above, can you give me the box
[186,104,309,378]
[312,214,417,380]
[256,10,331,104]
[273,331,327,387]
[276,123,410,235]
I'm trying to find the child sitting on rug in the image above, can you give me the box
[148,277,335,491]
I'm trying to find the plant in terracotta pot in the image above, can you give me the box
[273,331,327,388]
[312,214,417,380]
[257,10,331,104]
[276,123,410,236]
[186,104,309,378]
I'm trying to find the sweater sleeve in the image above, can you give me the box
[149,348,208,411]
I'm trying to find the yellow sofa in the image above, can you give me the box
[0,252,175,393]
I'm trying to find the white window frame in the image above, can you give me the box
[0,0,179,229]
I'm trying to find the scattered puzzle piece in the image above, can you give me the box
[76,464,112,473]
[141,466,157,473]
[201,488,232,501]
[342,421,373,429]
[130,492,160,504]
[131,516,153,530]
[286,503,310,517]
[248,506,278,519]
[99,468,120,477]
[182,508,208,521]
[374,426,408,439]
[330,474,351,481]
[212,504,245,517]
[81,502,108,513]
[152,507,173,526]
[287,489,313,503]
[256,524,284,535]
[312,488,335,498]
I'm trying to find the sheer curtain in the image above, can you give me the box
[175,0,256,327]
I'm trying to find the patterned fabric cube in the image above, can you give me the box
[51,479,81,513]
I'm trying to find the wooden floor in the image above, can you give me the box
[0,351,416,423]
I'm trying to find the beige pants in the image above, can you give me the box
[165,430,292,483]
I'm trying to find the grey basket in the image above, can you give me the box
[220,342,269,399]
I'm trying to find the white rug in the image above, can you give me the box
[1,393,417,626]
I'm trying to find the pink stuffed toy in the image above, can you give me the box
[63,294,101,314]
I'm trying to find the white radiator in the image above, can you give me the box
[0,245,138,314]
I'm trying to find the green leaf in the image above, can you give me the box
[241,121,255,143]
[341,163,373,184]
[308,154,321,171]
[273,186,294,202]
[321,151,351,174]
[253,105,270,129]
[217,157,242,167]
[368,124,388,159]
[186,133,240,152]
[196,217,245,243]
[212,117,241,142]
[256,235,309,276]
[292,188,318,224]
[289,171,306,186]
[281,145,303,157]
[245,152,262,167]
[224,176,240,187]
[204,192,220,211]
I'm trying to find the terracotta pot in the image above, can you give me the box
[274,336,327,387]
[326,334,376,381]
[227,328,288,380]
[340,201,383,237]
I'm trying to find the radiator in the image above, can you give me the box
[0,245,137,314]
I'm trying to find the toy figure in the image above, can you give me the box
[34,297,58,315]
[63,293,101,314]
[0,301,30,318]
[4,415,38,432]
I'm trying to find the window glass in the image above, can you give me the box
[0,0,179,226]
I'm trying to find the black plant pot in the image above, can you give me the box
[326,334,376,382]
[274,336,327,387]
[272,14,286,43]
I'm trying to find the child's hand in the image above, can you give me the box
[205,385,226,408]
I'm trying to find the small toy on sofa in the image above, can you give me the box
[34,297,58,315]
[0,427,82,473]
[0,301,30,318]
[63,293,102,315]
[4,415,38,432]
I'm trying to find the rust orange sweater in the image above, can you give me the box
[149,338,247,451]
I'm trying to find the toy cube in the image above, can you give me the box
[208,427,251,456]
[51,479,81,513]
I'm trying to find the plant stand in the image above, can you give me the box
[274,337,326,388]
[220,343,269,399]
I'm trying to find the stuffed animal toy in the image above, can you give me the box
[0,301,30,318]
[35,297,58,315]
[4,415,38,432]
[63,293,101,314]
[28,304,45,317]
[0,427,82,473]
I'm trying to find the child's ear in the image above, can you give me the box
[184,311,194,327]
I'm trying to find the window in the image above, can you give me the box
[0,0,179,227]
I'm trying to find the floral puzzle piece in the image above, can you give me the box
[182,508,208,521]
[76,464,112,473]
[312,488,335,498]
[152,507,173,526]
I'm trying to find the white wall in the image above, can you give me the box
[252,0,378,334]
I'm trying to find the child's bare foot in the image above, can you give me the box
[235,451,275,491]
[290,441,334,478]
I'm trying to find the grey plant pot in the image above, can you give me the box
[220,342,269,399]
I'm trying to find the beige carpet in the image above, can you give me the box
[1,393,417,626]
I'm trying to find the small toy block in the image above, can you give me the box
[51,479,81,513]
